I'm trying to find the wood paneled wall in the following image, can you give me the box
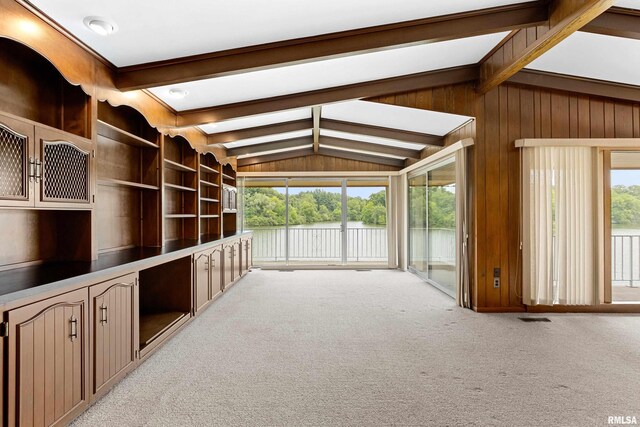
[238,154,400,172]
[370,82,640,311]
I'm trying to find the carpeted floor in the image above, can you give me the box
[72,269,640,427]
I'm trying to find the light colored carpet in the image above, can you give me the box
[72,269,640,427]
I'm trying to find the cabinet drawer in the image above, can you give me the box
[89,273,138,399]
[6,288,89,427]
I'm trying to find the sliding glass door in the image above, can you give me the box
[243,177,389,266]
[408,158,457,298]
[606,151,640,303]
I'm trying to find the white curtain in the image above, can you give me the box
[522,146,594,305]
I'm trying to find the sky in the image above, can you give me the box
[611,170,640,187]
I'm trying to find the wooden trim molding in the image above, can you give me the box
[477,0,615,94]
[507,69,640,103]
[206,119,312,145]
[177,65,479,125]
[226,137,313,156]
[581,7,640,40]
[317,147,406,167]
[237,148,315,166]
[321,119,444,146]
[319,136,421,159]
[515,138,640,148]
[115,2,548,90]
[399,138,474,175]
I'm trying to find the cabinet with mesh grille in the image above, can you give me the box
[35,127,93,207]
[0,114,34,207]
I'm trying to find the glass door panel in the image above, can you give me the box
[408,174,427,275]
[426,160,457,296]
[287,178,343,265]
[242,178,287,263]
[346,178,388,264]
[609,152,640,302]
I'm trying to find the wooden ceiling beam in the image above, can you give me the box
[116,2,547,90]
[237,147,315,166]
[477,0,615,94]
[312,106,321,153]
[226,136,313,157]
[177,65,478,126]
[206,119,312,145]
[581,7,640,40]
[507,69,640,102]
[319,136,421,159]
[317,147,406,167]
[321,118,444,146]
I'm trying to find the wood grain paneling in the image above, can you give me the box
[238,154,400,172]
[369,82,640,310]
[7,288,89,426]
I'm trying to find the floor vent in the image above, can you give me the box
[356,269,372,272]
[519,317,551,322]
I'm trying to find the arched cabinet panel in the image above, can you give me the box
[0,114,33,207]
[6,288,89,427]
[89,274,138,399]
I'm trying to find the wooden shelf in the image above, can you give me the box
[139,311,189,348]
[201,197,219,203]
[222,173,235,181]
[200,180,219,187]
[164,158,196,173]
[200,164,219,174]
[97,120,158,148]
[164,183,196,192]
[223,209,237,214]
[98,178,159,191]
[200,215,220,219]
[165,214,197,219]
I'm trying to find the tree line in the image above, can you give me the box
[244,188,387,227]
[612,185,640,227]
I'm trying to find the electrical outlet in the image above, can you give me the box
[493,267,501,288]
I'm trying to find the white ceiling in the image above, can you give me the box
[527,32,640,86]
[615,0,640,9]
[319,129,426,151]
[150,33,509,111]
[224,130,313,149]
[29,0,527,67]
[200,108,312,134]
[322,100,472,136]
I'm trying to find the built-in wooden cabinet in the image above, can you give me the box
[96,103,161,252]
[193,244,224,314]
[89,273,138,399]
[5,288,89,427]
[233,239,242,279]
[222,164,238,236]
[223,243,235,290]
[163,135,198,242]
[0,114,93,209]
[200,153,221,239]
[242,237,252,275]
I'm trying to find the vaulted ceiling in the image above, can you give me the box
[25,0,640,167]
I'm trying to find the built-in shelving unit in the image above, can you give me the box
[163,134,198,241]
[221,164,238,235]
[200,153,222,239]
[96,102,162,253]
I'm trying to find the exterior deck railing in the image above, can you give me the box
[249,227,388,263]
[612,235,640,287]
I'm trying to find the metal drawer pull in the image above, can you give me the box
[100,304,108,325]
[69,316,78,341]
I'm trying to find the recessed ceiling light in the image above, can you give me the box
[83,16,117,36]
[168,88,189,99]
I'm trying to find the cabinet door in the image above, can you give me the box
[89,274,137,399]
[210,246,223,298]
[0,114,34,207]
[223,244,234,289]
[7,288,88,427]
[35,127,93,208]
[246,238,253,270]
[233,240,242,279]
[194,251,210,313]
